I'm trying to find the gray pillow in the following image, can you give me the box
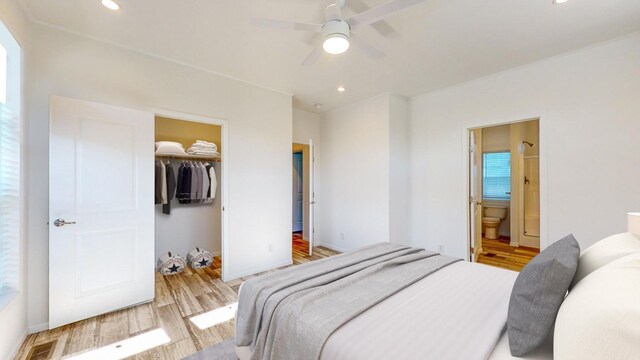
[507,234,580,356]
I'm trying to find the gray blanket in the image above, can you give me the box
[235,243,460,360]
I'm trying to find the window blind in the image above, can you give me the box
[0,103,19,292]
[483,152,511,200]
[0,23,20,296]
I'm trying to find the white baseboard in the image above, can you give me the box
[29,322,49,333]
[316,242,348,253]
[8,328,28,359]
[225,259,293,282]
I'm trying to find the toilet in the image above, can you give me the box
[483,206,508,240]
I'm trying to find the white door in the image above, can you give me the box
[308,139,315,256]
[49,96,155,329]
[469,129,483,262]
[292,153,303,232]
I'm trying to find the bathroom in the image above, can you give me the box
[470,119,540,271]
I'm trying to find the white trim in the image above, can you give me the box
[7,327,27,359]
[151,108,230,281]
[28,322,49,334]
[316,242,348,253]
[226,260,293,282]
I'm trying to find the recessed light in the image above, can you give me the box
[552,0,568,4]
[102,0,120,10]
[337,86,346,92]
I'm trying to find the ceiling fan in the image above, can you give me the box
[252,0,428,66]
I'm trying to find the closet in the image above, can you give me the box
[154,116,223,275]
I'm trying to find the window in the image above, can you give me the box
[0,22,20,297]
[483,152,510,200]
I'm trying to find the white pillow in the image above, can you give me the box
[554,253,640,360]
[570,232,640,288]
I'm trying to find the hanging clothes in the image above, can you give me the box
[209,164,217,200]
[190,162,199,203]
[155,160,163,205]
[162,162,176,215]
[199,163,208,203]
[159,159,217,208]
[160,161,168,205]
[178,162,193,204]
[205,163,217,203]
[205,163,212,202]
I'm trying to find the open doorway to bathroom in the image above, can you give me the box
[468,119,541,271]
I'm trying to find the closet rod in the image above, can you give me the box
[155,154,222,162]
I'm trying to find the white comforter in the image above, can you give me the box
[237,261,522,360]
[320,261,517,360]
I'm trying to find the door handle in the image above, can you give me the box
[53,219,77,227]
[306,201,316,205]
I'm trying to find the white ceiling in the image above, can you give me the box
[20,0,640,113]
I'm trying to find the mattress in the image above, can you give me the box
[236,261,552,360]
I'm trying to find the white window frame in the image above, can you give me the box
[0,20,21,311]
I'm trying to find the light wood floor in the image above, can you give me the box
[15,237,338,360]
[477,236,539,272]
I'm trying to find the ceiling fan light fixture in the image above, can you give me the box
[323,34,350,55]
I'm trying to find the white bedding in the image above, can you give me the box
[236,261,553,360]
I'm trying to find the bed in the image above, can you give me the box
[234,234,640,360]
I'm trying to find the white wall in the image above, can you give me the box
[0,1,30,358]
[389,95,410,244]
[26,24,292,330]
[409,33,640,259]
[293,109,320,144]
[317,94,391,251]
[316,94,409,251]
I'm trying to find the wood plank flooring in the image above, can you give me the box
[15,237,338,360]
[477,237,539,271]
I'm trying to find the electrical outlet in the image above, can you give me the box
[268,244,273,252]
[340,232,345,241]
[438,244,444,254]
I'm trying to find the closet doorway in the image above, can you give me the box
[292,141,315,257]
[154,112,227,280]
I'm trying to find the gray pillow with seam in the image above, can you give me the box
[507,234,580,356]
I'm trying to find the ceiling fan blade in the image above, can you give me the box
[347,0,427,29]
[324,0,343,21]
[350,32,385,60]
[302,45,324,66]
[346,0,396,38]
[251,18,322,32]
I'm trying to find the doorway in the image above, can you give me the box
[154,115,225,278]
[292,141,315,257]
[468,119,541,271]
